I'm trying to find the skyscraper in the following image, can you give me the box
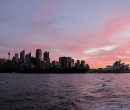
[11,52,19,66]
[80,60,85,67]
[25,52,31,66]
[14,52,19,63]
[59,57,71,68]
[71,59,75,67]
[20,50,25,64]
[43,52,49,61]
[43,51,50,68]
[36,49,42,60]
[35,49,42,68]
[75,60,80,68]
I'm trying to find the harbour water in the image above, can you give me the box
[0,73,130,110]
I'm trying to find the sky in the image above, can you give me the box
[0,0,130,68]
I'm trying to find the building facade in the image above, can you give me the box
[59,57,71,69]
[80,60,85,67]
[43,51,50,68]
[20,50,25,64]
[25,52,31,66]
[36,49,42,60]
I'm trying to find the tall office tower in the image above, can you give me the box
[14,52,19,63]
[35,49,42,68]
[11,52,19,67]
[80,60,85,67]
[43,51,50,61]
[36,49,42,60]
[59,57,71,69]
[75,60,80,68]
[20,50,25,64]
[25,52,31,66]
[43,51,50,68]
[71,59,75,67]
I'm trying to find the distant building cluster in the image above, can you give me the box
[0,49,90,73]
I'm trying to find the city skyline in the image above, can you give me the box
[1,0,130,68]
[1,49,129,70]
[0,49,90,73]
[6,49,86,64]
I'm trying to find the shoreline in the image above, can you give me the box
[0,72,130,74]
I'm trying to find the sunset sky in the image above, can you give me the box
[0,0,130,68]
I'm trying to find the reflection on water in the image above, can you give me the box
[0,73,130,110]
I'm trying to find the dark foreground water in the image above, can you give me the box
[0,73,130,110]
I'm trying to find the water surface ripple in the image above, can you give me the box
[0,73,130,110]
